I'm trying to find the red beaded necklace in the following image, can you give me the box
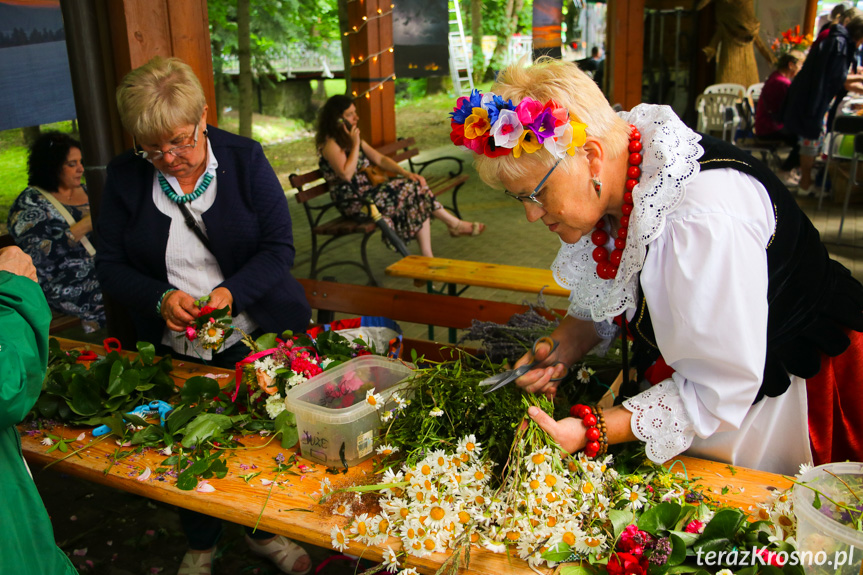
[590,125,643,280]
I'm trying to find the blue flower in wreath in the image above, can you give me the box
[485,94,515,126]
[450,89,484,124]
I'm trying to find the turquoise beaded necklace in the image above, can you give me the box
[158,172,213,204]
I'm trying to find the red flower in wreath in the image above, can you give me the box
[606,552,649,575]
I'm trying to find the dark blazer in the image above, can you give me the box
[95,126,311,346]
[783,24,857,140]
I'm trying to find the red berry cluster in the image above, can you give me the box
[569,403,608,458]
[591,125,642,280]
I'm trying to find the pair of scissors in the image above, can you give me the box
[479,337,566,394]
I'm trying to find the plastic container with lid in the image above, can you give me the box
[792,462,863,574]
[284,355,414,468]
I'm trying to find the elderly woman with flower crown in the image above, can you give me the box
[451,58,863,476]
[96,56,312,575]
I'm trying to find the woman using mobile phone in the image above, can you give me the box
[316,94,485,257]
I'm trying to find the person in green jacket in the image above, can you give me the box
[0,245,77,574]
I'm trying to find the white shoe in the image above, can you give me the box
[177,548,214,575]
[246,535,312,575]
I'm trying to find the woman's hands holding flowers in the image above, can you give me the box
[526,405,588,453]
[161,289,199,331]
[207,287,233,315]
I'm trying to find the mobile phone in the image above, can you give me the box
[342,119,352,130]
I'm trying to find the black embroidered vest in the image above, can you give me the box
[630,134,863,403]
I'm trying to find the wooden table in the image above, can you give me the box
[20,339,792,575]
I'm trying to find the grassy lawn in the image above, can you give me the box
[0,81,488,230]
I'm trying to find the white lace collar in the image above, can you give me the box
[551,104,703,323]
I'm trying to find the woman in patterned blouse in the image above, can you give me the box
[7,132,105,332]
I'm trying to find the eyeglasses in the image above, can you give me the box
[134,123,200,161]
[504,157,563,207]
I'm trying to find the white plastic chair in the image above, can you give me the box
[695,92,741,141]
[746,83,764,109]
[704,83,746,97]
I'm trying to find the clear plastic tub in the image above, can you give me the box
[793,462,863,574]
[284,355,414,467]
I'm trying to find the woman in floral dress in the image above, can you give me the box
[316,95,485,256]
[7,132,105,332]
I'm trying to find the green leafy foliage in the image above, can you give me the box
[34,339,175,425]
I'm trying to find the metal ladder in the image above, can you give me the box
[448,0,474,97]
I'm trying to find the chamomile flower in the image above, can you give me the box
[376,444,399,456]
[381,409,395,422]
[392,392,407,410]
[574,530,607,554]
[397,568,419,575]
[365,389,383,410]
[318,477,334,499]
[264,393,286,419]
[426,501,455,529]
[201,325,224,344]
[576,365,595,383]
[429,449,449,472]
[482,538,507,554]
[382,546,400,573]
[41,437,54,446]
[621,485,647,510]
[525,447,552,473]
[798,462,813,477]
[333,501,353,517]
[330,525,349,551]
[349,513,373,543]
[429,406,444,417]
[456,434,482,459]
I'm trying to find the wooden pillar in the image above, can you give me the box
[106,0,217,135]
[803,0,818,36]
[607,0,644,110]
[347,0,396,147]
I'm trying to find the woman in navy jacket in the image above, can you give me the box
[96,56,312,575]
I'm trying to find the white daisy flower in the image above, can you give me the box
[201,325,224,344]
[456,435,482,459]
[621,485,646,510]
[397,568,419,575]
[349,513,373,544]
[716,570,734,575]
[320,358,334,369]
[376,444,399,456]
[264,393,286,419]
[380,410,394,422]
[365,389,384,410]
[382,546,400,573]
[41,437,54,446]
[330,525,349,551]
[525,447,552,473]
[574,531,607,555]
[332,501,352,517]
[798,462,813,477]
[318,477,334,498]
[576,365,595,383]
[482,538,507,554]
[429,406,444,417]
[392,392,407,410]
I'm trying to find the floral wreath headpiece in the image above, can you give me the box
[449,89,588,159]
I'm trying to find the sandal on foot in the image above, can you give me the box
[177,549,214,575]
[448,221,485,237]
[246,535,312,575]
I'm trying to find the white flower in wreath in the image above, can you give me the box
[265,393,286,419]
[200,325,224,344]
[285,371,307,389]
[254,356,279,379]
[576,365,595,384]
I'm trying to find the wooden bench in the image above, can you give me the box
[288,137,470,286]
[385,255,571,298]
[0,233,83,334]
[298,277,563,361]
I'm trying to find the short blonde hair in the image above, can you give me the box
[474,58,630,189]
[116,56,206,141]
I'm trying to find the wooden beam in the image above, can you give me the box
[607,0,644,110]
[803,0,818,36]
[348,0,396,147]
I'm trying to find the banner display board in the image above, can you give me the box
[393,0,450,78]
[0,0,75,131]
[533,0,563,60]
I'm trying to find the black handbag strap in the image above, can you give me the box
[177,202,214,253]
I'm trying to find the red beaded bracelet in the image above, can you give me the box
[569,403,608,458]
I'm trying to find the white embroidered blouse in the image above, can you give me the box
[551,104,812,475]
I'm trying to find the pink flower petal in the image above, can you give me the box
[196,481,216,493]
[76,432,86,441]
[261,478,273,486]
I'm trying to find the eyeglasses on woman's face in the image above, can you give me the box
[503,157,563,207]
[134,122,200,161]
